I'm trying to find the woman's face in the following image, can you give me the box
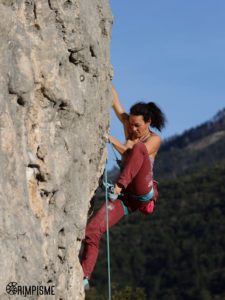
[129,114,151,138]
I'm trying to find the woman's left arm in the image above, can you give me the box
[145,135,162,156]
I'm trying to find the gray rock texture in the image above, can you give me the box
[0,0,113,299]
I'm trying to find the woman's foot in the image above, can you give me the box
[83,277,90,290]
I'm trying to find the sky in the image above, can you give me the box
[107,0,225,169]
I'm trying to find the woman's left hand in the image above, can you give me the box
[114,183,123,194]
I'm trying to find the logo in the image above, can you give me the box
[6,282,18,295]
[6,282,55,296]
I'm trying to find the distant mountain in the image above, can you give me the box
[160,108,225,151]
[154,108,225,179]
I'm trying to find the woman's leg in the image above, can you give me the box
[81,198,125,279]
[117,142,153,195]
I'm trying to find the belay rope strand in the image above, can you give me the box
[105,159,111,300]
[104,137,122,299]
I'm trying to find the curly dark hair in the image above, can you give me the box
[130,102,166,131]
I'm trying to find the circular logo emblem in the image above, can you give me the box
[6,282,18,295]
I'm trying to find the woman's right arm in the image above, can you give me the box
[109,135,132,158]
[112,84,130,139]
[109,135,127,155]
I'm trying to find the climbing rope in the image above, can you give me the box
[105,159,111,300]
[104,137,123,299]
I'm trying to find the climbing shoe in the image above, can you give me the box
[83,277,90,291]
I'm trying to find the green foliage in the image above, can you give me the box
[200,289,212,300]
[85,286,146,300]
[86,162,225,299]
[85,287,107,300]
[112,286,147,300]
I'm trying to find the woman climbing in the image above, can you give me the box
[81,84,166,290]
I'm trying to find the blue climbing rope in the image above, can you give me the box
[105,159,111,300]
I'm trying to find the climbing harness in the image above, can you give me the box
[129,186,154,201]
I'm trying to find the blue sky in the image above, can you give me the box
[107,0,225,168]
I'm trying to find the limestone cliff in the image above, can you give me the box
[0,0,113,299]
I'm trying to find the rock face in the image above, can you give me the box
[0,0,113,299]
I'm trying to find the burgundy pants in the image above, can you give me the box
[81,142,153,279]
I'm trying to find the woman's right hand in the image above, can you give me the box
[114,183,123,195]
[112,84,130,139]
[112,85,127,123]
